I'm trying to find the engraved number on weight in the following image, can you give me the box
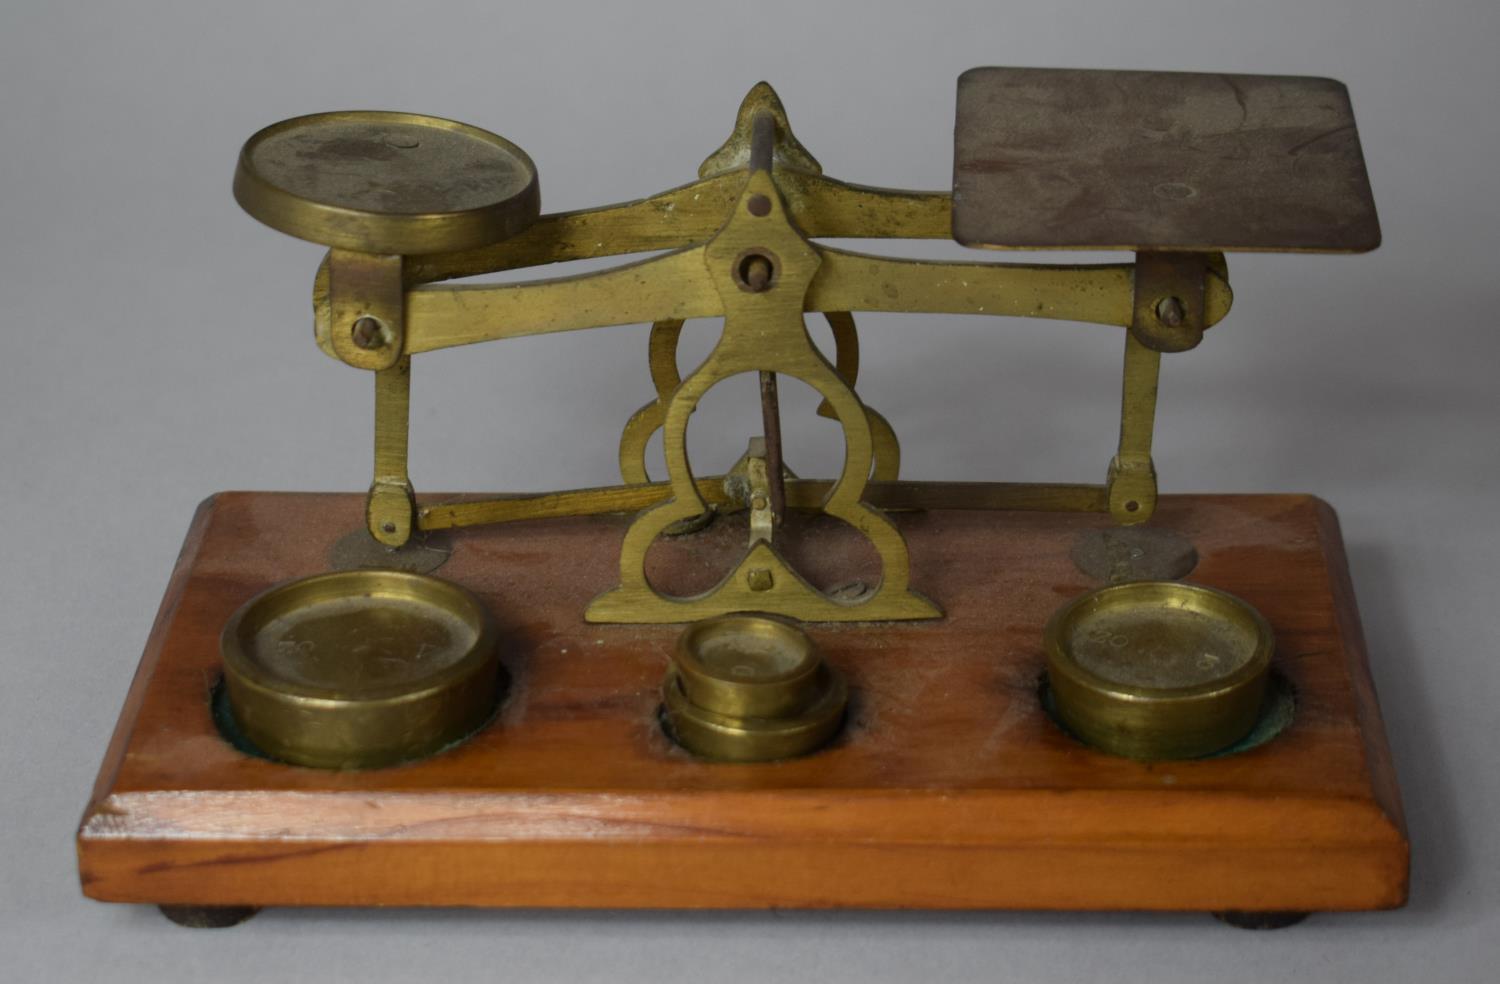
[1085,627,1176,668]
[1087,629,1133,649]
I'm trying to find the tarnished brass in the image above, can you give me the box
[953,68,1381,252]
[236,71,1378,624]
[581,107,940,624]
[1070,526,1198,583]
[1130,252,1212,353]
[328,251,406,371]
[234,111,540,254]
[393,248,1230,354]
[674,615,820,717]
[741,440,776,545]
[367,357,416,545]
[1045,582,1274,760]
[276,87,1238,598]
[1106,333,1163,524]
[416,477,1109,531]
[221,570,501,769]
[662,615,847,761]
[74,69,1404,925]
[699,82,822,178]
[327,527,450,575]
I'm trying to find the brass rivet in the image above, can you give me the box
[351,316,387,349]
[747,568,774,591]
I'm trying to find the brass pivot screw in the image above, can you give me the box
[662,615,848,762]
[1155,296,1186,328]
[735,250,777,292]
[351,316,389,349]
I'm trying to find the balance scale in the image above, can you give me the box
[77,68,1405,930]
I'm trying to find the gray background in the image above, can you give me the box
[2,0,1496,980]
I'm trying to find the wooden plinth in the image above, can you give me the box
[78,492,1407,913]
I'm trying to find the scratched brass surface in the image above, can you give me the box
[662,616,847,762]
[235,111,540,254]
[953,67,1380,252]
[221,570,501,769]
[581,152,939,623]
[673,615,823,719]
[235,71,1381,623]
[1045,581,1273,760]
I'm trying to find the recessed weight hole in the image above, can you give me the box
[1125,500,1140,512]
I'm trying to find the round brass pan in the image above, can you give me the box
[234,111,540,254]
[1045,581,1274,760]
[221,570,501,769]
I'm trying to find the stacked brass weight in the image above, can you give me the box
[663,615,847,762]
[1044,582,1274,760]
[221,570,503,769]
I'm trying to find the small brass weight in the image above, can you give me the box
[663,615,848,761]
[77,66,1405,928]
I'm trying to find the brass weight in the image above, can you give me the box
[1044,581,1273,760]
[221,570,503,769]
[662,615,847,762]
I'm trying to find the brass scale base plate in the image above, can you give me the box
[78,492,1406,914]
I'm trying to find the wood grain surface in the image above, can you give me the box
[77,492,1407,912]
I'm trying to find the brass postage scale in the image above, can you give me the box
[78,68,1407,930]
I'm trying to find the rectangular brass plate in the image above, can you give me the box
[952,67,1381,252]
